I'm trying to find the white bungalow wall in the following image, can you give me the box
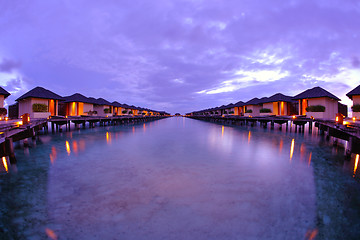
[245,105,261,116]
[0,95,4,108]
[300,97,338,119]
[262,102,288,116]
[352,95,360,118]
[18,97,58,119]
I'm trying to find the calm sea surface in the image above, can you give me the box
[0,117,359,239]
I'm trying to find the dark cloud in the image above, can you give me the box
[0,58,21,73]
[0,0,359,113]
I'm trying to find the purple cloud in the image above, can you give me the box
[0,0,359,113]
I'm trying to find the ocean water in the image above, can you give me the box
[0,117,359,239]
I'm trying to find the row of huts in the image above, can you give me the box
[187,85,360,120]
[0,86,170,119]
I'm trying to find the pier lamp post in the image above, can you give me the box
[335,113,344,125]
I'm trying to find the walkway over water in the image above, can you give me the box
[1,117,360,239]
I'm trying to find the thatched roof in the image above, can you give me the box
[346,85,360,100]
[293,86,340,101]
[0,87,10,98]
[261,93,294,103]
[16,86,63,101]
[63,93,94,104]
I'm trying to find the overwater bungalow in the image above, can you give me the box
[62,93,95,116]
[0,87,10,109]
[243,98,264,117]
[16,86,63,119]
[292,86,340,119]
[112,101,125,116]
[261,93,297,116]
[120,104,134,115]
[233,101,245,116]
[92,98,113,117]
[346,85,360,119]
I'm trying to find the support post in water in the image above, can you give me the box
[345,137,353,160]
[5,138,16,164]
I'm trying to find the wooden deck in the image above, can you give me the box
[0,115,169,163]
[187,115,360,155]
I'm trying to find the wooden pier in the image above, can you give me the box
[0,115,168,164]
[187,115,360,156]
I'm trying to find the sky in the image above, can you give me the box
[0,0,359,114]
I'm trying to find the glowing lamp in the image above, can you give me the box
[5,117,8,121]
[335,114,344,124]
[353,117,356,122]
[292,115,296,119]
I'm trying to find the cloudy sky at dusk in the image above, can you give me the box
[0,0,359,114]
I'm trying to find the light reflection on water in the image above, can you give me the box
[1,117,360,239]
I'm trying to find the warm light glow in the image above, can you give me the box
[354,154,359,177]
[16,121,23,126]
[143,123,146,132]
[343,121,349,125]
[27,116,30,122]
[72,141,78,153]
[5,117,8,121]
[305,228,318,240]
[290,139,295,161]
[292,115,296,119]
[335,116,339,122]
[2,157,8,172]
[300,144,306,160]
[72,102,76,115]
[308,152,312,166]
[45,228,58,240]
[221,125,224,137]
[132,126,135,134]
[353,117,356,122]
[65,141,71,155]
[279,139,283,153]
[0,117,2,120]
[248,131,251,144]
[65,115,68,118]
[106,132,110,143]
[49,146,57,165]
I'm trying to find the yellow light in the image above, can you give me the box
[0,117,2,120]
[16,121,23,126]
[65,141,71,155]
[292,115,296,119]
[248,131,251,144]
[2,157,8,172]
[353,117,356,122]
[290,139,295,161]
[5,117,8,121]
[354,154,359,177]
[308,152,312,166]
[335,116,339,122]
[65,116,68,118]
[106,132,110,143]
[28,116,30,122]
[221,125,224,137]
[343,121,349,125]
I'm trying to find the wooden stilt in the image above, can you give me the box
[5,138,16,164]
